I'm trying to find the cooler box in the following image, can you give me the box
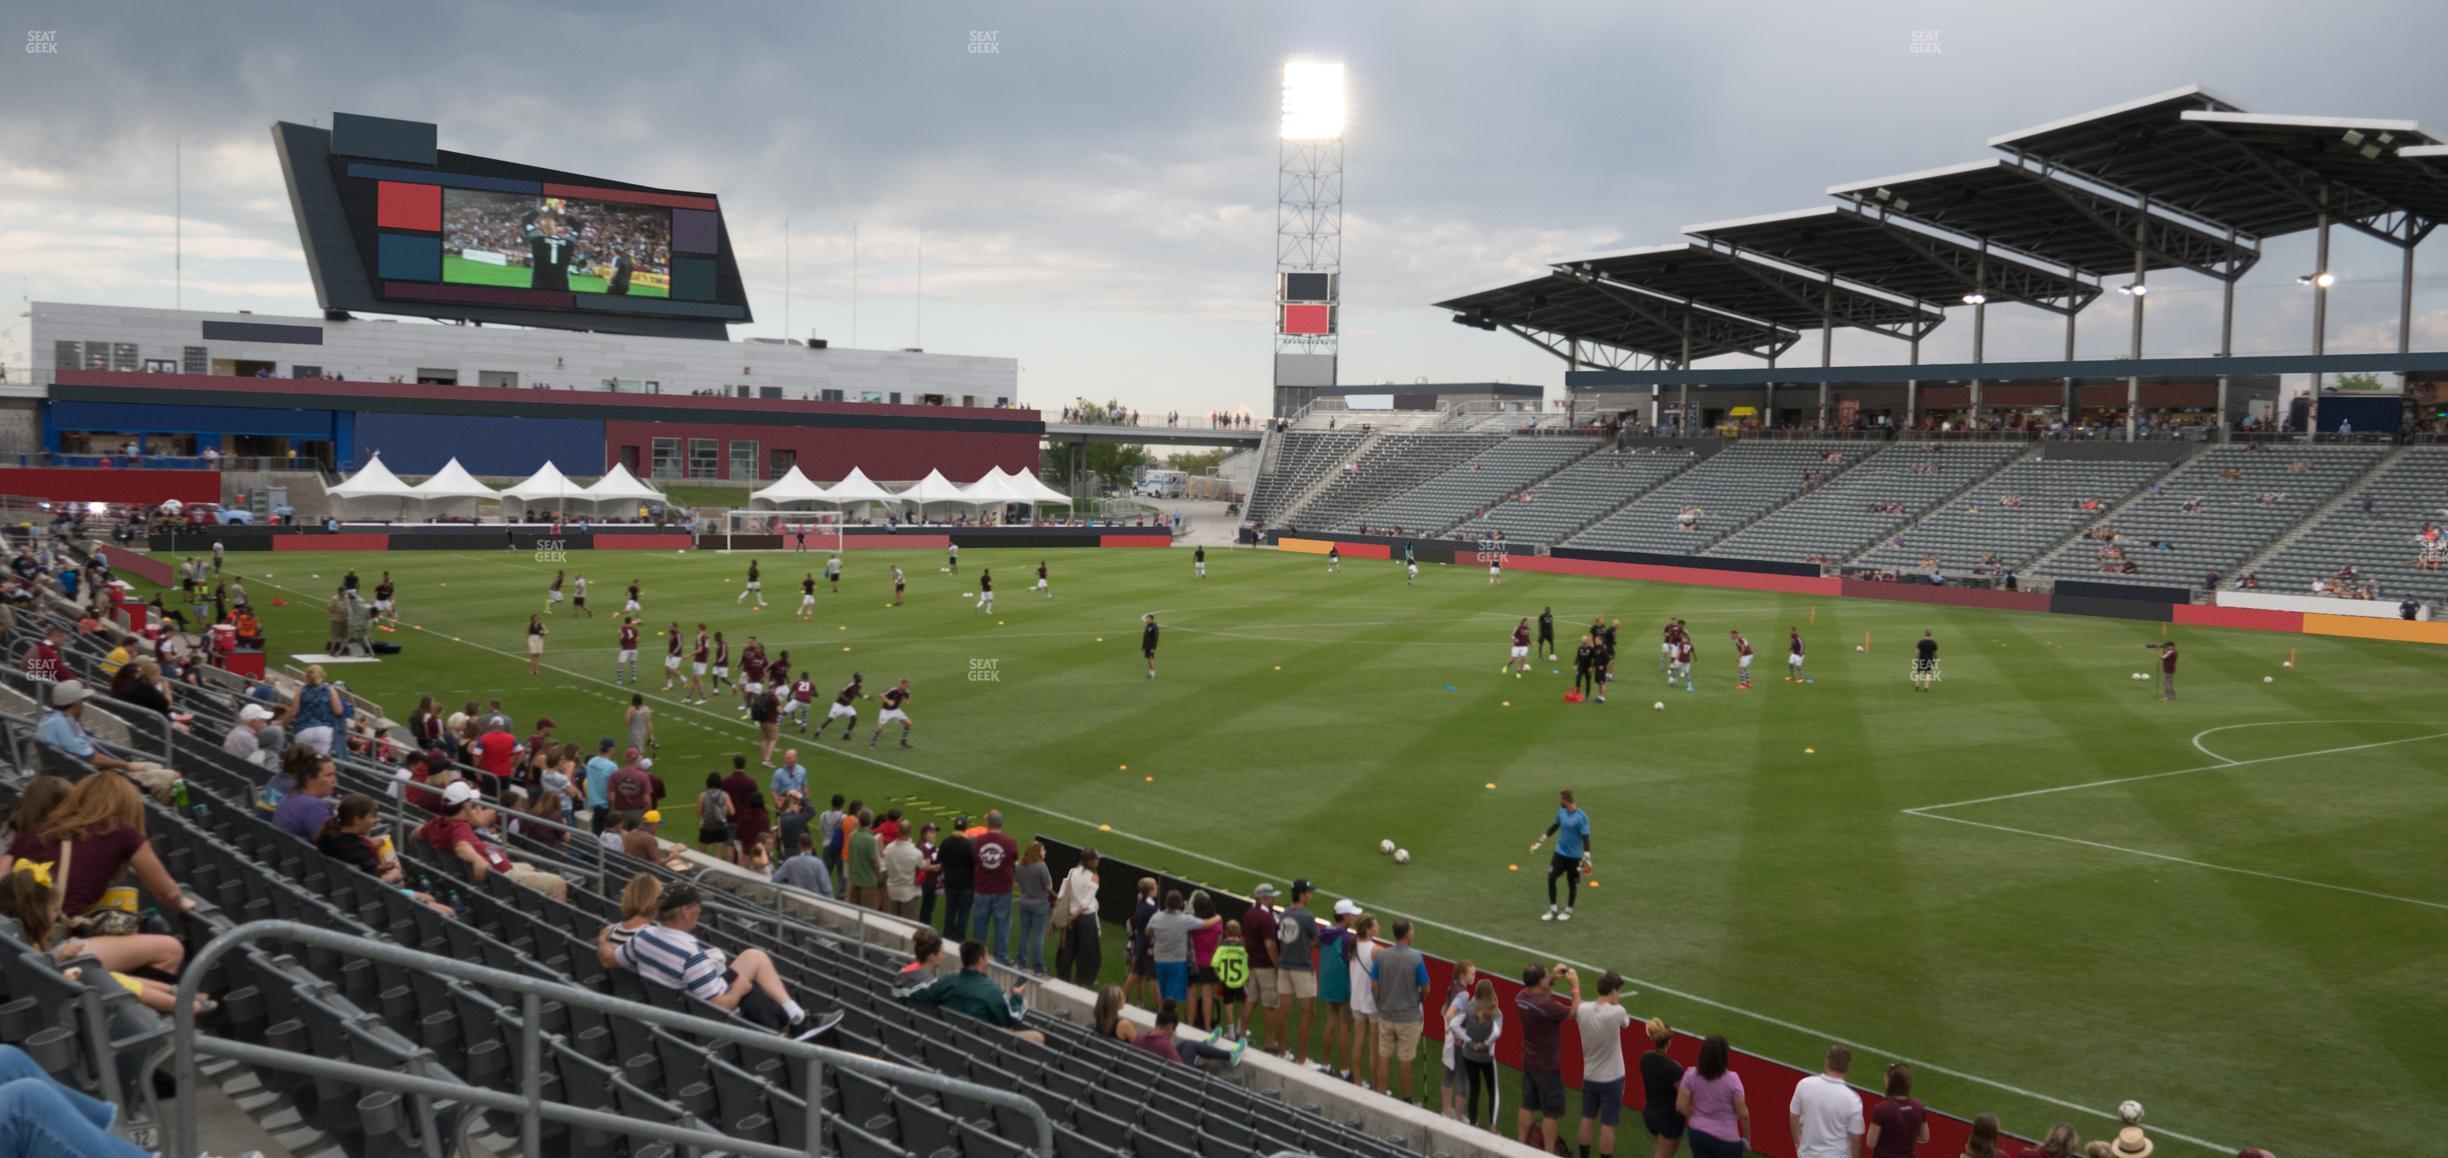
[225,649,266,680]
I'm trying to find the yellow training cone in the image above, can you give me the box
[1804,747,1815,754]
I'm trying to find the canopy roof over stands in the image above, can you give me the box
[1436,272,1796,367]
[1688,205,2098,314]
[1827,158,2254,279]
[821,467,894,504]
[580,463,665,506]
[1548,242,1941,339]
[408,458,499,501]
[748,465,829,508]
[325,453,416,499]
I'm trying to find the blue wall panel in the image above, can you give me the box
[47,400,337,437]
[353,412,604,476]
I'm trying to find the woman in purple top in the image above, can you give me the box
[1674,1034,1750,1158]
[1864,1063,1929,1158]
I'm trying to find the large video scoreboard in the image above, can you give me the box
[275,112,752,339]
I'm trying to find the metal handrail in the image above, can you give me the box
[157,920,1056,1158]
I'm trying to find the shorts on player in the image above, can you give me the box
[664,655,682,670]
[800,594,816,607]
[1374,1018,1422,1061]
[713,666,729,681]
[1489,565,1502,576]
[526,635,544,656]
[1738,654,1753,668]
[878,708,909,725]
[624,600,641,613]
[1194,562,1207,575]
[828,703,857,720]
[1522,1069,1567,1119]
[692,662,708,675]
[786,699,811,716]
[374,599,393,613]
[572,596,586,606]
[744,681,766,697]
[1580,1077,1625,1127]
[1789,652,1804,667]
[744,581,761,590]
[617,649,637,664]
[1913,659,1935,674]
[547,590,563,603]
[1510,646,1529,659]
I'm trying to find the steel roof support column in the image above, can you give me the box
[1971,242,1987,430]
[1679,310,1693,434]
[2311,187,2331,436]
[2062,308,2078,426]
[2125,196,2149,442]
[1817,275,1835,430]
[2399,228,2416,356]
[1906,335,1920,430]
[2218,225,2237,444]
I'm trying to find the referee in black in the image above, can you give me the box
[1536,606,1557,661]
[1141,613,1160,681]
[1572,633,1600,701]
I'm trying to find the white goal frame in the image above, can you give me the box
[720,509,845,555]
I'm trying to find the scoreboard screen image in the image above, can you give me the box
[278,112,752,338]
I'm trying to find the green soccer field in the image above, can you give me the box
[142,544,2448,1155]
[441,253,671,298]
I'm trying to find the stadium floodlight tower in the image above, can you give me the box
[1275,60,1344,418]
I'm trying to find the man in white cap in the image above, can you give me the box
[223,702,277,765]
[35,681,134,776]
[418,781,569,901]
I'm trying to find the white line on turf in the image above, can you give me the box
[1904,728,2448,814]
[235,566,2239,1151]
[1912,810,2448,913]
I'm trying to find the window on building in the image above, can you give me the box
[292,365,323,379]
[53,341,81,370]
[688,438,720,479]
[111,344,138,372]
[729,440,758,481]
[650,437,683,479]
[767,448,797,477]
[142,359,177,374]
[820,389,844,403]
[83,344,112,371]
[889,392,902,405]
[478,370,519,388]
[182,346,208,374]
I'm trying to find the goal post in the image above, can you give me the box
[720,509,845,554]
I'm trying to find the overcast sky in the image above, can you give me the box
[7,0,2448,412]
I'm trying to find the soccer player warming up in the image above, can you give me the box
[660,621,684,692]
[827,673,864,740]
[1537,606,1557,662]
[1506,619,1535,675]
[1529,789,1591,922]
[797,573,817,620]
[1729,629,1754,690]
[1326,544,1340,573]
[1035,561,1051,598]
[738,559,766,608]
[1670,632,1695,693]
[1573,633,1602,703]
[1195,546,1208,579]
[545,569,565,615]
[976,569,995,613]
[868,679,914,749]
[1912,630,1939,692]
[1787,626,1805,682]
[1141,613,1160,680]
[615,617,641,685]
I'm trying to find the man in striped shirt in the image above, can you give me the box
[614,884,827,1037]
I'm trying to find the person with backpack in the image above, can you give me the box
[696,772,735,863]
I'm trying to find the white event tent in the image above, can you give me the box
[582,463,668,519]
[498,462,586,520]
[748,466,830,509]
[407,458,500,521]
[324,454,420,520]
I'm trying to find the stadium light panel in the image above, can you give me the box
[1281,61,1346,140]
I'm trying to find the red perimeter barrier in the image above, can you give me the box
[2171,603,2305,633]
[106,550,176,587]
[1505,554,1840,596]
[842,534,950,551]
[1839,579,2053,613]
[1097,534,1174,548]
[1399,947,2030,1157]
[0,467,220,506]
[593,534,695,552]
[272,534,389,552]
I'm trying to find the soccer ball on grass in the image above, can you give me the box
[1393,848,1410,864]
[1652,701,1665,710]
[2118,1100,2144,1125]
[1378,838,1395,855]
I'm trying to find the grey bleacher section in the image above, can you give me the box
[1246,430,1365,527]
[1707,441,2025,563]
[1459,446,1699,545]
[1277,432,1504,532]
[1853,453,2170,575]
[2030,444,2386,590]
[1568,442,1873,555]
[2249,446,2448,603]
[1339,436,1599,534]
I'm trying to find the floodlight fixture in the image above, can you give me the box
[2297,272,2336,288]
[1281,61,1346,140]
[1962,292,1988,306]
[2117,283,2148,297]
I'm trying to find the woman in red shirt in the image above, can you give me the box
[1864,1063,1928,1157]
[6,774,194,957]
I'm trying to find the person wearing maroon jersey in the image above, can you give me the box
[2150,640,2178,701]
[868,678,913,750]
[967,808,1019,963]
[615,618,641,685]
[1659,621,1677,673]
[827,673,864,740]
[687,625,711,703]
[1787,627,1806,682]
[711,631,731,691]
[1730,630,1755,689]
[22,624,67,684]
[660,622,683,692]
[1671,637,1695,692]
[1505,619,1533,675]
[739,639,769,719]
[787,673,817,731]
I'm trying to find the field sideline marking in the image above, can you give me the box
[1910,810,2448,913]
[1904,727,2448,814]
[229,565,2241,1152]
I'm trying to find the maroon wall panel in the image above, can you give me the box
[0,467,220,506]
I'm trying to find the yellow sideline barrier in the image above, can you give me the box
[2302,613,2448,645]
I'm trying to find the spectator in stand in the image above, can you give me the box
[844,807,883,910]
[899,928,947,981]
[618,883,826,1036]
[1053,847,1102,988]
[1789,1045,1864,1158]
[1514,962,1577,1154]
[315,795,452,917]
[891,938,1045,1044]
[474,716,521,793]
[2016,1125,2080,1158]
[721,755,770,857]
[222,703,277,767]
[883,824,927,918]
[34,682,136,777]
[934,814,974,939]
[1865,1062,1928,1158]
[1013,840,1053,973]
[1574,969,1636,1158]
[582,739,618,834]
[1369,918,1430,1099]
[775,830,833,897]
[1449,977,1503,1132]
[270,752,339,841]
[595,874,662,969]
[1124,877,1159,1009]
[1638,1018,1685,1158]
[1127,1000,1242,1066]
[290,664,345,755]
[6,772,195,934]
[1187,890,1225,1030]
[418,782,568,901]
[968,809,1021,963]
[1272,880,1317,1063]
[1143,889,1210,1017]
[1676,1034,1751,1158]
[1237,882,1282,1050]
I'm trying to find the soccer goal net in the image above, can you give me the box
[719,509,845,554]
